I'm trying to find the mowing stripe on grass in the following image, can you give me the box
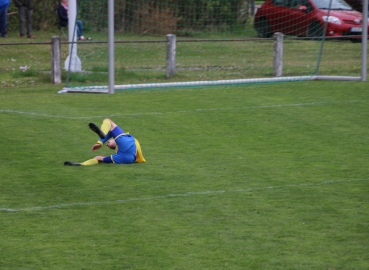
[0,100,362,119]
[1,178,367,213]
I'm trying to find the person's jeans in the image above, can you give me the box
[76,20,83,38]
[18,6,33,37]
[0,6,8,37]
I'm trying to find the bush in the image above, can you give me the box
[7,0,251,34]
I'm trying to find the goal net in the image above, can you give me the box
[60,0,366,94]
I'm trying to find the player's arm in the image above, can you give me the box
[92,130,114,152]
[94,156,105,162]
[91,130,113,151]
[92,142,102,152]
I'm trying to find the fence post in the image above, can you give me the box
[166,34,176,78]
[51,36,62,84]
[273,32,283,77]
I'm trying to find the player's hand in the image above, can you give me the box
[94,156,105,162]
[92,143,102,152]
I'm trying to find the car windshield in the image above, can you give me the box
[311,0,353,10]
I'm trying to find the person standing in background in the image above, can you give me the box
[0,0,10,37]
[14,0,35,38]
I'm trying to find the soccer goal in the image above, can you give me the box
[58,0,368,94]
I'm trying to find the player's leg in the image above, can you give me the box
[81,158,99,166]
[64,161,82,166]
[64,157,100,166]
[89,118,117,139]
[88,122,106,139]
[79,155,104,166]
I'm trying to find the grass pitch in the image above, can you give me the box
[0,81,368,269]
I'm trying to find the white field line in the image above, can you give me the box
[1,178,367,213]
[0,100,362,119]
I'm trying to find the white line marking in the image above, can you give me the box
[1,178,367,212]
[0,100,362,119]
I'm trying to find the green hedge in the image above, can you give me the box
[7,0,252,33]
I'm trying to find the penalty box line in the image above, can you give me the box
[0,100,362,119]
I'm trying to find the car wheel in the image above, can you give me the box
[256,18,272,38]
[307,22,324,38]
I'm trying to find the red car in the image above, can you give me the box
[254,0,368,41]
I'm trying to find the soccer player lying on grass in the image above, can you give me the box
[64,118,146,166]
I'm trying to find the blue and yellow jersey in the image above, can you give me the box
[98,126,146,164]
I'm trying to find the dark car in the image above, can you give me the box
[254,0,368,40]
